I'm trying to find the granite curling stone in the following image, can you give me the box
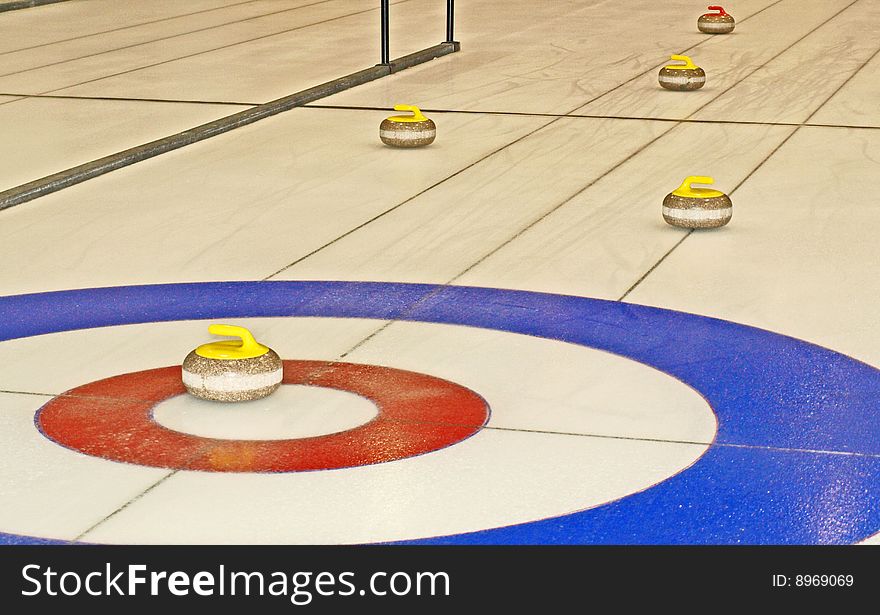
[658,55,706,91]
[697,5,735,34]
[379,104,436,147]
[662,176,732,229]
[182,324,283,402]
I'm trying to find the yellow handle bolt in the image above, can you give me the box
[679,176,714,190]
[387,104,429,123]
[209,324,259,351]
[672,176,725,199]
[196,324,270,359]
[665,55,699,70]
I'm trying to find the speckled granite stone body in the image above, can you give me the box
[379,118,436,147]
[658,66,706,90]
[662,192,732,229]
[698,13,735,33]
[182,349,283,402]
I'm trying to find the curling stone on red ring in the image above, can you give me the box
[662,176,732,229]
[182,324,283,402]
[658,55,706,91]
[379,104,436,147]
[698,5,735,34]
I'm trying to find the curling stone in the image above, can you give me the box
[658,55,706,91]
[379,104,436,147]
[698,5,735,34]
[182,324,283,402]
[662,176,732,229]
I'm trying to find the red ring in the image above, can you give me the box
[37,360,489,473]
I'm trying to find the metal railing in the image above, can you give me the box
[0,1,462,210]
[380,0,458,66]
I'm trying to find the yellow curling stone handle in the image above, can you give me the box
[195,324,270,360]
[672,176,725,198]
[386,104,429,123]
[665,55,699,70]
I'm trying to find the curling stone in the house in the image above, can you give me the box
[698,5,735,34]
[662,176,732,229]
[379,104,436,147]
[658,55,706,90]
[182,324,283,402]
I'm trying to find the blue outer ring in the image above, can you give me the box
[2,281,880,545]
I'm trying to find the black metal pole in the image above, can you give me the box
[380,0,390,64]
[446,0,455,42]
